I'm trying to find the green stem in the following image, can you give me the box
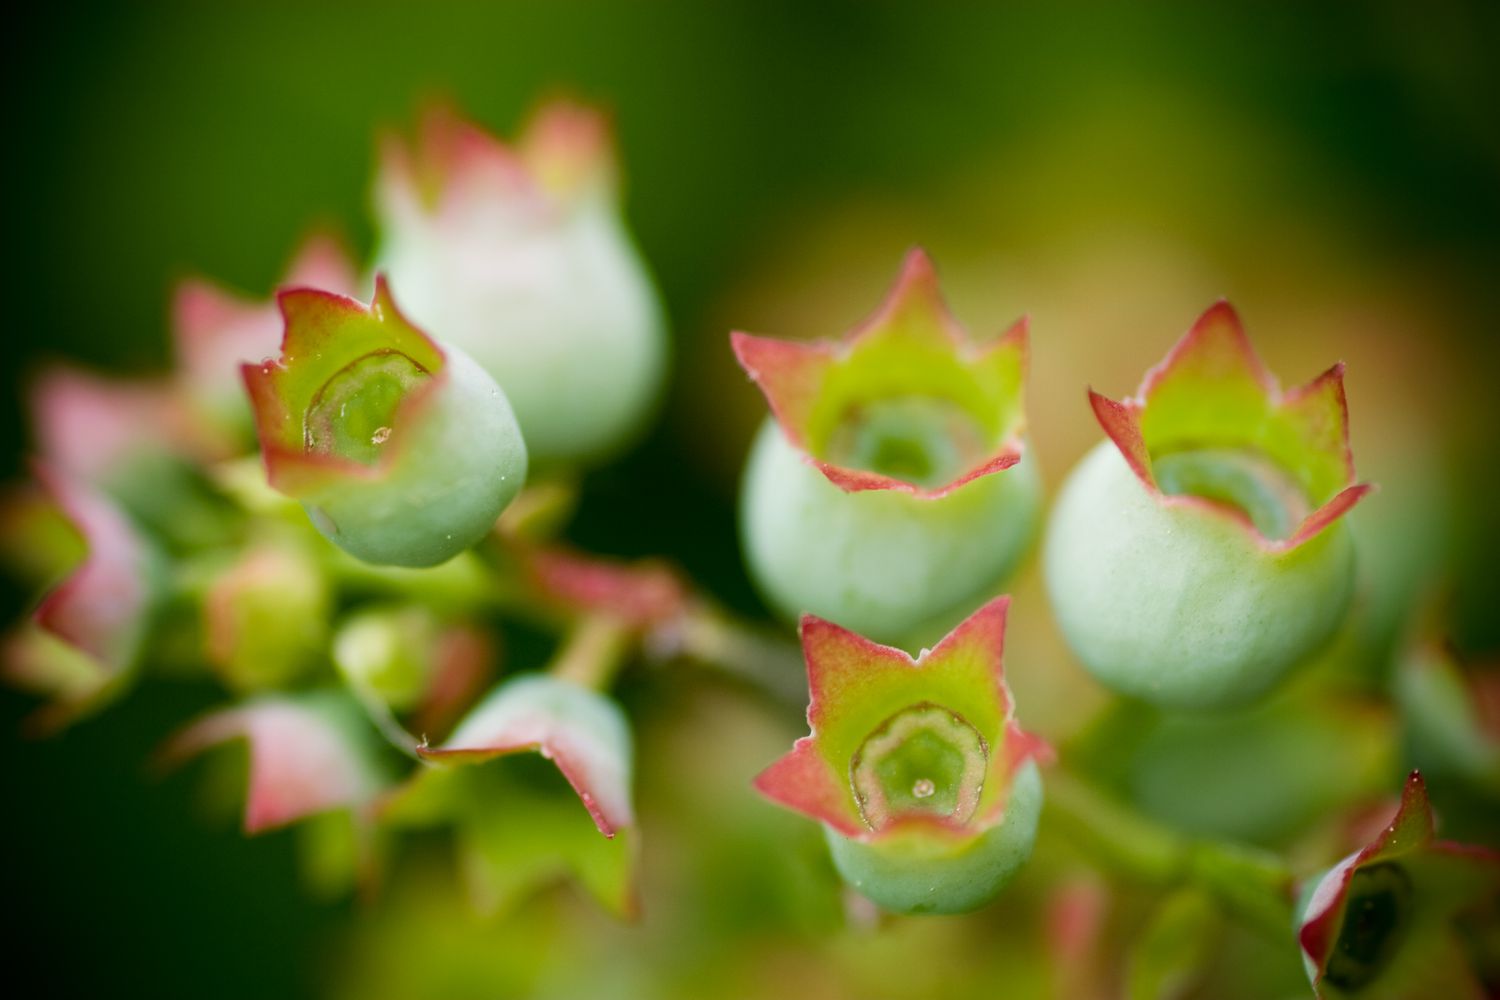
[549,616,632,691]
[1044,767,1295,939]
[675,607,808,709]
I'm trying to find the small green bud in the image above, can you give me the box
[204,543,330,692]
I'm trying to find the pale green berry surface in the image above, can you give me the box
[824,759,1042,915]
[1044,441,1354,709]
[299,342,526,568]
[741,418,1039,644]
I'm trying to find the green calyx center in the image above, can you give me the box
[304,350,432,464]
[823,397,988,489]
[1323,861,1413,993]
[1152,447,1311,541]
[849,701,989,830]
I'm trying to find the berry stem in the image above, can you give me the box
[550,615,631,691]
[1043,767,1294,939]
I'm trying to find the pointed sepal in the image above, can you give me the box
[732,248,1028,498]
[1296,771,1500,998]
[162,692,389,834]
[2,466,157,732]
[417,674,634,837]
[173,232,358,432]
[1090,301,1370,549]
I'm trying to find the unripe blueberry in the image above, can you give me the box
[755,597,1048,914]
[372,102,666,465]
[1044,302,1371,709]
[243,278,527,567]
[734,250,1039,644]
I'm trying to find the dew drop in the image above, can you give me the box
[912,778,936,799]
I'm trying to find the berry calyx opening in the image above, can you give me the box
[1322,861,1413,993]
[849,701,989,830]
[304,350,433,465]
[1152,446,1311,541]
[823,397,989,491]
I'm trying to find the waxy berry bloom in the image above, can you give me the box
[734,250,1038,644]
[373,102,666,464]
[1045,302,1370,708]
[243,278,526,567]
[755,597,1047,914]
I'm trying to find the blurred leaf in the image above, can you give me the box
[1126,888,1221,1000]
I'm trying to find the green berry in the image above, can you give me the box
[733,250,1037,644]
[243,278,527,568]
[1044,302,1370,709]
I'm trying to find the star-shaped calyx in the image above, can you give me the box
[1298,771,1499,998]
[755,596,1047,843]
[1088,301,1371,550]
[732,249,1028,498]
[242,277,448,496]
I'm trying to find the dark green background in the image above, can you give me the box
[5,3,1499,996]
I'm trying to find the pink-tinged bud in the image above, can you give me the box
[418,674,634,837]
[332,604,494,720]
[754,597,1049,914]
[173,232,358,434]
[163,693,387,834]
[733,249,1039,644]
[1296,771,1499,998]
[242,277,527,567]
[30,365,224,487]
[2,466,157,732]
[372,101,667,464]
[1045,302,1372,708]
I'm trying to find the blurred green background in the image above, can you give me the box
[5,2,1500,997]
